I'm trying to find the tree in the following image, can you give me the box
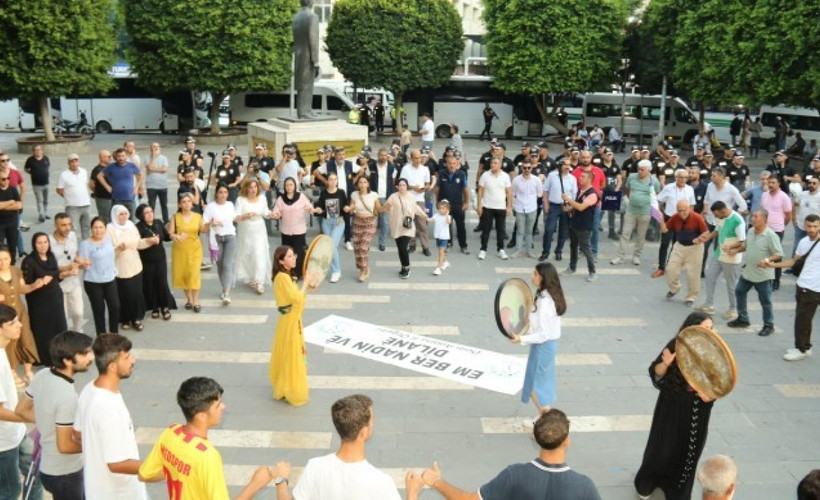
[483,0,629,133]
[0,0,116,141]
[325,0,463,131]
[123,0,298,133]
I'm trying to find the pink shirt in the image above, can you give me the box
[274,194,313,235]
[760,189,792,232]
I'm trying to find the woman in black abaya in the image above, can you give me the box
[634,311,717,500]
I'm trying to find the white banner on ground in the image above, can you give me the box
[304,315,526,395]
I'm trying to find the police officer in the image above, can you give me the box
[436,154,470,254]
[179,136,204,168]
[728,151,749,191]
[213,150,241,202]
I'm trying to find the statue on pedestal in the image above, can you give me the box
[292,0,320,119]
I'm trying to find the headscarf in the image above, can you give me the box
[280,177,301,206]
[108,204,136,232]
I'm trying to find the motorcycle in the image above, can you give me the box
[52,111,95,139]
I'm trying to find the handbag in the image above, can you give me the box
[792,238,819,277]
[399,196,414,229]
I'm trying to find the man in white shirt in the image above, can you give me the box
[654,169,696,278]
[124,141,142,200]
[56,153,91,240]
[275,394,403,500]
[75,334,147,500]
[0,304,33,500]
[371,148,397,251]
[511,160,543,258]
[792,176,820,258]
[477,157,513,260]
[540,159,577,262]
[276,146,304,194]
[50,213,83,331]
[419,113,435,151]
[400,150,432,255]
[16,331,94,499]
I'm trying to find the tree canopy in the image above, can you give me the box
[483,0,629,128]
[325,0,463,130]
[123,0,298,132]
[0,0,117,140]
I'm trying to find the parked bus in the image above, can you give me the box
[582,92,709,146]
[759,105,820,153]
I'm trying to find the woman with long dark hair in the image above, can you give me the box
[635,311,717,500]
[234,179,271,295]
[509,262,567,426]
[21,232,66,365]
[268,245,318,407]
[381,178,428,279]
[135,204,176,320]
[271,177,313,279]
[202,184,237,304]
[349,176,381,282]
[107,205,147,330]
[170,193,205,312]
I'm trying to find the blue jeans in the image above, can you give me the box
[514,210,536,252]
[0,437,43,500]
[377,197,389,247]
[215,234,237,292]
[736,277,774,326]
[590,205,602,255]
[321,217,345,274]
[542,203,568,255]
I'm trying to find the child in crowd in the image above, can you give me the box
[431,200,452,276]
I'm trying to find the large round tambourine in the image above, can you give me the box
[302,235,334,286]
[675,326,738,400]
[494,278,534,339]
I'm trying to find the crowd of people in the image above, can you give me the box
[0,124,818,499]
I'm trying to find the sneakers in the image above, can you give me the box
[783,348,812,361]
[722,309,738,320]
[758,325,774,337]
[498,249,509,260]
[727,318,750,328]
[460,247,470,255]
[684,300,694,308]
[478,250,486,260]
[651,269,665,278]
[345,241,354,251]
[554,253,562,261]
[666,291,677,300]
[200,262,213,271]
[255,283,264,295]
[441,261,450,270]
[399,267,411,279]
[379,244,386,251]
[528,250,541,259]
[222,294,231,305]
[586,273,597,282]
[538,252,549,262]
[632,256,641,266]
[695,304,716,314]
[563,267,576,275]
[422,248,432,257]
[511,249,524,259]
[433,267,442,276]
[610,257,624,265]
[330,272,341,283]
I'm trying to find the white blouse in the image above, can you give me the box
[521,291,561,345]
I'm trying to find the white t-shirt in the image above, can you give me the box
[796,236,820,292]
[278,159,302,193]
[420,119,435,144]
[203,201,237,236]
[375,163,394,199]
[399,164,431,203]
[796,191,820,230]
[57,168,91,207]
[657,184,696,216]
[479,171,512,210]
[432,213,451,240]
[75,382,147,500]
[0,351,25,452]
[292,453,401,500]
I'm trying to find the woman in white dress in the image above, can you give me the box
[234,179,272,294]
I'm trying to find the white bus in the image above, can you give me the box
[582,92,709,146]
[59,69,211,133]
[0,98,59,132]
[229,83,357,124]
[759,105,820,153]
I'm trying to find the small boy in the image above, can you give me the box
[430,200,452,276]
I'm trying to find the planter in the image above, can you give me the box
[182,128,247,147]
[16,135,92,155]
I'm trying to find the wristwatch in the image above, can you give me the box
[274,477,289,486]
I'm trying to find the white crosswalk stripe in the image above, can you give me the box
[495,267,640,275]
[135,427,332,449]
[774,384,820,398]
[368,282,488,291]
[481,414,653,434]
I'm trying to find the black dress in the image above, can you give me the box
[21,253,66,367]
[136,220,177,312]
[634,338,714,500]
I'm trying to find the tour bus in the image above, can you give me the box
[759,105,820,153]
[59,66,211,133]
[0,98,58,131]
[229,83,357,124]
[0,99,20,130]
[582,92,708,146]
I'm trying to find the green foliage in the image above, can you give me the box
[325,0,463,94]
[624,0,685,95]
[483,0,629,96]
[123,0,297,104]
[0,0,117,99]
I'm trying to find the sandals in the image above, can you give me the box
[132,321,145,332]
[185,302,193,310]
[151,309,160,319]
[161,308,171,320]
[193,305,201,313]
[121,323,131,330]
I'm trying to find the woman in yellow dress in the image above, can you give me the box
[169,193,206,312]
[269,245,317,406]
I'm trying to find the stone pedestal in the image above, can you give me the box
[247,119,368,160]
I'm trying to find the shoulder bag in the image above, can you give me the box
[792,238,820,277]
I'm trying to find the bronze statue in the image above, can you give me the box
[292,0,320,119]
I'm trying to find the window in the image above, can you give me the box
[640,106,671,121]
[674,107,693,122]
[313,0,332,22]
[585,103,621,118]
[244,94,290,108]
[327,96,348,111]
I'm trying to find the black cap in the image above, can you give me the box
[529,146,539,155]
[537,141,549,149]
[185,136,195,143]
